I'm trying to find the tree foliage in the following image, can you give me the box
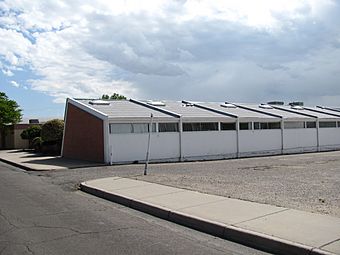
[101,93,126,100]
[21,125,42,140]
[0,92,22,127]
[41,119,64,143]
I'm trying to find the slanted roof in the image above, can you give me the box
[71,98,340,122]
[197,102,280,121]
[304,107,340,118]
[274,106,340,120]
[237,103,315,121]
[143,101,235,121]
[76,99,177,121]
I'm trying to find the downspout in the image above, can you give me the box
[236,118,240,158]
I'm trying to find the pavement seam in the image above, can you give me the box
[318,238,340,249]
[232,208,290,225]
[137,190,186,199]
[175,197,228,211]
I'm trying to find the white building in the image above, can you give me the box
[61,98,340,164]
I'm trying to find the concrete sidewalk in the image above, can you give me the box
[0,150,104,170]
[81,177,340,255]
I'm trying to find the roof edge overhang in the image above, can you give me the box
[108,117,178,123]
[67,98,108,120]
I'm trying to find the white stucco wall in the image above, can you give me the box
[319,128,340,147]
[182,131,237,159]
[109,133,180,163]
[239,130,281,155]
[283,129,317,151]
[108,125,340,164]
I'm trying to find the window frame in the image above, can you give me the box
[182,122,219,132]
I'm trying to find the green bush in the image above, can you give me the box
[32,137,43,152]
[41,119,64,143]
[20,125,42,149]
[21,125,42,140]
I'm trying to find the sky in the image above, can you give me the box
[1,0,340,119]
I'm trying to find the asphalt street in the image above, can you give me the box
[0,161,269,255]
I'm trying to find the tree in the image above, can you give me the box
[0,92,22,148]
[101,93,126,100]
[0,92,22,127]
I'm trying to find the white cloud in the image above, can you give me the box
[2,69,14,76]
[0,0,339,105]
[10,80,20,87]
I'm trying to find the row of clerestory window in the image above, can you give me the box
[109,121,340,134]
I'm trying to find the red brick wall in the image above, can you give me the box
[62,103,104,162]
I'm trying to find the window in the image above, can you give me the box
[221,122,236,130]
[183,122,218,132]
[254,122,260,129]
[110,123,132,134]
[254,122,281,130]
[306,122,316,128]
[159,123,179,132]
[284,121,305,129]
[110,123,156,134]
[338,122,340,128]
[239,122,251,130]
[319,121,336,128]
[268,122,281,129]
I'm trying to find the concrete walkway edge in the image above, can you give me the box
[80,183,336,255]
[0,157,37,171]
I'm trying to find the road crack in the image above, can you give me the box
[0,209,18,229]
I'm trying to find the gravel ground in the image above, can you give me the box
[36,150,340,218]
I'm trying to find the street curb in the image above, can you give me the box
[80,182,337,255]
[0,157,38,171]
[0,157,106,171]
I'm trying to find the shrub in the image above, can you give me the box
[32,137,43,152]
[21,125,41,140]
[20,125,42,148]
[41,119,64,143]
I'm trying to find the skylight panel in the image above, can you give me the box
[147,101,166,106]
[259,104,273,109]
[221,103,237,108]
[89,100,110,105]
